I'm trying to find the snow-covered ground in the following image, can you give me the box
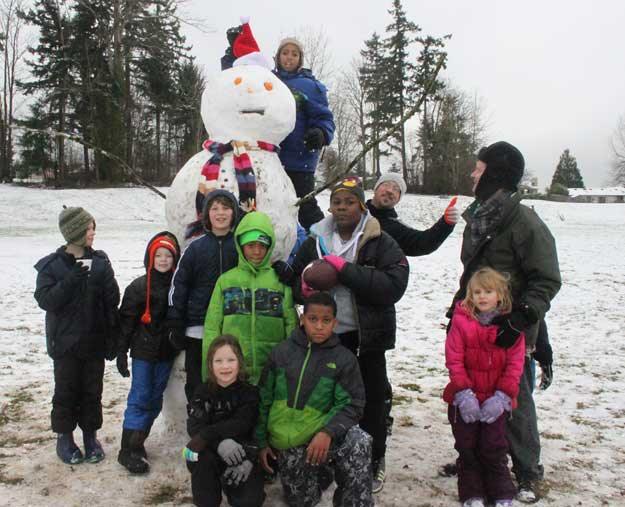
[1,183,624,506]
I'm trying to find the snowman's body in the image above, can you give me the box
[160,62,300,437]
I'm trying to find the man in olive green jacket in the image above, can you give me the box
[449,141,561,504]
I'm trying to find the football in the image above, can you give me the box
[303,259,339,290]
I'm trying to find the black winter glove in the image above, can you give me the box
[65,262,89,285]
[226,25,243,47]
[303,128,325,151]
[272,260,295,285]
[116,353,130,378]
[187,434,208,453]
[167,325,187,351]
[538,363,553,390]
[492,310,528,349]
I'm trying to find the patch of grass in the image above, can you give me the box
[0,390,35,427]
[144,484,181,505]
[0,464,24,486]
[541,431,565,440]
[398,383,422,392]
[397,415,415,427]
[0,434,53,448]
[392,394,412,406]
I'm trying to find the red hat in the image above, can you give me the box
[141,235,179,325]
[231,17,272,69]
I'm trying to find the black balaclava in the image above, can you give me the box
[475,141,525,201]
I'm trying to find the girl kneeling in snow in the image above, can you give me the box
[183,335,265,507]
[444,268,525,507]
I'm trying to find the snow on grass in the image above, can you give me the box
[1,184,624,505]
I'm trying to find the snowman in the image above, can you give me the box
[158,19,299,438]
[166,18,298,261]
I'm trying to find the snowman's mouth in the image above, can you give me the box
[240,108,265,116]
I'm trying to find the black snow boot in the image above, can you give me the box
[118,429,149,474]
[83,431,105,463]
[56,432,84,465]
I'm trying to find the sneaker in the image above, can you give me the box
[438,462,458,477]
[372,457,386,494]
[56,433,84,465]
[83,431,105,463]
[462,498,485,507]
[494,500,514,507]
[516,480,538,504]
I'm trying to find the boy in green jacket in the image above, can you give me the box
[202,211,298,384]
[257,292,373,507]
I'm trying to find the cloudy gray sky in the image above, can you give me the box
[180,0,625,188]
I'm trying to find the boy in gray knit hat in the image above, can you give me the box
[34,206,120,465]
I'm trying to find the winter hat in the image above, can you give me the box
[238,229,272,247]
[58,206,94,246]
[374,172,407,197]
[231,17,273,69]
[141,233,180,325]
[475,141,525,201]
[275,37,304,71]
[331,175,366,210]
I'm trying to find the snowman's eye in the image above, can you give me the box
[234,77,243,85]
[264,81,273,91]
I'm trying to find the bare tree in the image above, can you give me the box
[610,115,625,185]
[0,0,27,182]
[292,25,333,84]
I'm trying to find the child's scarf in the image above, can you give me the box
[201,139,280,208]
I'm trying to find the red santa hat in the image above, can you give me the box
[232,17,273,69]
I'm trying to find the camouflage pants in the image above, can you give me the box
[277,426,373,507]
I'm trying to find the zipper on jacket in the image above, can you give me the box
[218,239,223,274]
[251,278,257,380]
[293,342,312,409]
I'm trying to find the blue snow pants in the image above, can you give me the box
[122,358,173,431]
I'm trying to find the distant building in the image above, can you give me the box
[568,187,625,203]
[519,177,539,195]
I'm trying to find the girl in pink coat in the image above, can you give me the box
[443,268,525,507]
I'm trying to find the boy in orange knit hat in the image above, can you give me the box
[116,231,180,474]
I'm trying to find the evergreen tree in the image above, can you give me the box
[551,149,584,189]
[19,0,73,183]
[16,99,53,180]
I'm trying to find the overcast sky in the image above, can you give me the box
[179,0,625,188]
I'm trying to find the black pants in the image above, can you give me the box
[184,337,203,403]
[286,171,324,231]
[338,331,388,462]
[51,353,105,434]
[188,449,265,507]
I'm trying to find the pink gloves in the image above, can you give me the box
[323,254,347,272]
[444,196,460,225]
[480,390,512,424]
[453,389,480,424]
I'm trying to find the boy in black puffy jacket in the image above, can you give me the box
[116,232,181,474]
[34,206,120,465]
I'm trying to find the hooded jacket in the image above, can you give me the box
[443,303,525,406]
[202,212,298,384]
[276,67,335,173]
[451,192,561,346]
[256,327,365,450]
[167,190,240,330]
[291,213,409,354]
[34,246,120,360]
[118,232,181,362]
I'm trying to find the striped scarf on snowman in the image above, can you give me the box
[201,139,280,208]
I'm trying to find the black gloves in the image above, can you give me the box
[303,128,325,151]
[538,363,553,390]
[226,25,243,47]
[167,322,187,351]
[492,310,528,349]
[272,260,294,285]
[117,353,130,378]
[66,262,89,285]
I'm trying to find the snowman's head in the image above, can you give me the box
[201,65,296,145]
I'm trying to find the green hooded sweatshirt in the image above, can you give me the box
[202,211,298,384]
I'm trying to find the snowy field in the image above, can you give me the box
[1,183,624,506]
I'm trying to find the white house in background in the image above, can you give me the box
[568,187,625,203]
